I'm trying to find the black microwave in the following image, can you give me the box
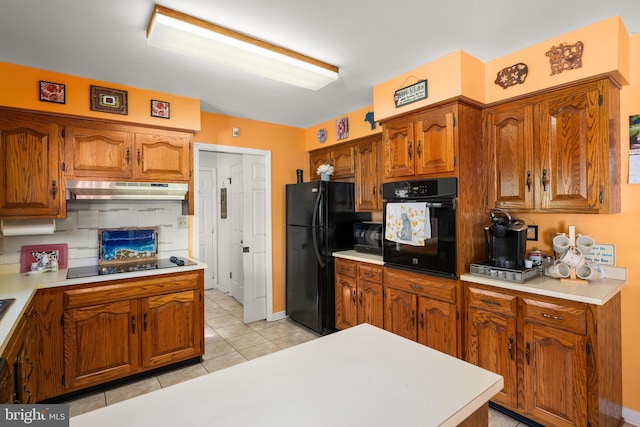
[353,222,383,255]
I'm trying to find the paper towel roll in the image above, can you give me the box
[1,220,56,236]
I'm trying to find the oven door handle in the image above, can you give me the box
[312,186,325,268]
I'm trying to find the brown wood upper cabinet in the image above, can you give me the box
[64,123,192,182]
[382,104,456,179]
[0,109,65,219]
[309,145,355,180]
[486,78,620,214]
[354,136,382,211]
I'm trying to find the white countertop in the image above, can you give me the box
[71,323,503,427]
[0,259,207,354]
[461,266,626,305]
[333,250,384,265]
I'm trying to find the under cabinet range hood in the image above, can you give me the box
[65,180,188,201]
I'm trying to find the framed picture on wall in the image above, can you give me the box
[39,81,66,104]
[90,85,128,115]
[151,100,170,119]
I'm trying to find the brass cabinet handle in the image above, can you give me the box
[416,141,422,158]
[526,171,532,192]
[144,313,148,331]
[410,310,415,326]
[126,147,130,164]
[131,315,136,333]
[525,342,531,365]
[408,142,412,161]
[409,284,424,291]
[537,311,565,321]
[480,299,500,306]
[352,289,356,304]
[540,169,548,191]
[137,149,141,165]
[358,290,363,307]
[51,180,58,199]
[419,312,424,329]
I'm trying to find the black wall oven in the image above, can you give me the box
[383,178,457,279]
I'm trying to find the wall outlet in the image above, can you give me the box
[177,216,188,229]
[527,225,538,241]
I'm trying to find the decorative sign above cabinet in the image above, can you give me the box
[394,79,428,108]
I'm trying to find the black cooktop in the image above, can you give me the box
[0,299,15,322]
[66,257,196,279]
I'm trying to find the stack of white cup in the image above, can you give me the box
[550,233,597,280]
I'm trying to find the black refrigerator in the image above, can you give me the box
[286,181,371,335]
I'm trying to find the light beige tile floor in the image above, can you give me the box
[65,289,634,427]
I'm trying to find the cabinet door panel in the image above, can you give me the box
[536,87,601,212]
[141,290,200,368]
[135,133,190,181]
[65,126,132,178]
[487,103,534,210]
[383,121,415,178]
[335,274,357,330]
[383,287,416,340]
[415,108,455,175]
[357,280,383,329]
[523,322,587,427]
[466,307,517,409]
[64,300,139,390]
[331,146,355,178]
[417,297,457,356]
[355,140,381,211]
[0,115,63,218]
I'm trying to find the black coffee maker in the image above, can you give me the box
[484,208,528,268]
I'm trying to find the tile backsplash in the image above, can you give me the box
[0,200,189,268]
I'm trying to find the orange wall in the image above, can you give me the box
[0,62,201,131]
[484,16,630,103]
[304,105,381,151]
[373,50,485,122]
[195,113,307,312]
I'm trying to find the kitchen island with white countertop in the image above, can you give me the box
[71,323,503,427]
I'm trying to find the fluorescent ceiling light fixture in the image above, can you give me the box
[146,5,338,90]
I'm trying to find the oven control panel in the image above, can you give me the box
[382,178,457,200]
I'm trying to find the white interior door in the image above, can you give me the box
[242,154,267,323]
[230,163,244,303]
[198,168,216,290]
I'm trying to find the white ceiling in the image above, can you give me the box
[1,0,639,128]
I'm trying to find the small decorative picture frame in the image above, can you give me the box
[39,81,66,104]
[90,85,128,115]
[336,117,349,140]
[150,100,170,119]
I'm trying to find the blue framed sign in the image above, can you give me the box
[99,227,158,264]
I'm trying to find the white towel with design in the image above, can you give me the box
[385,203,430,246]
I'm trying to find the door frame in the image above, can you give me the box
[193,143,274,321]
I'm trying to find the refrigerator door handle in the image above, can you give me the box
[311,186,325,268]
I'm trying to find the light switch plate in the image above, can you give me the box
[527,225,538,241]
[177,216,188,229]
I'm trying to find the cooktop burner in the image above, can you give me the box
[66,257,196,279]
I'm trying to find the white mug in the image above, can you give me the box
[559,247,584,268]
[548,261,571,278]
[552,233,570,255]
[576,234,594,255]
[575,264,599,281]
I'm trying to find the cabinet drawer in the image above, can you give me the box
[64,271,201,308]
[466,286,516,317]
[384,268,456,304]
[335,259,356,278]
[358,264,383,283]
[521,297,586,334]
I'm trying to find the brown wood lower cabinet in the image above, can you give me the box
[383,268,458,357]
[463,282,621,427]
[31,269,204,400]
[335,258,383,330]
